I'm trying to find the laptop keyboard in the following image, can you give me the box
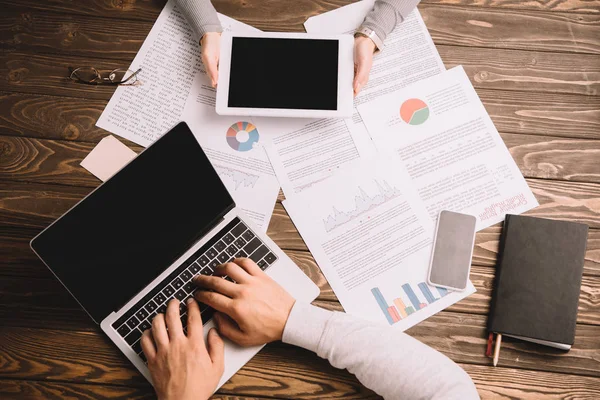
[111,217,278,363]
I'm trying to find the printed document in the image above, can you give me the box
[97,1,248,147]
[183,70,280,232]
[357,66,538,230]
[258,117,364,195]
[284,157,475,329]
[304,0,446,154]
[96,0,278,231]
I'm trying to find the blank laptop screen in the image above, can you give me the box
[31,123,234,323]
[228,37,339,110]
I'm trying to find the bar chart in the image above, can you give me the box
[371,282,450,325]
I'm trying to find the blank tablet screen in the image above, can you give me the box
[228,37,339,110]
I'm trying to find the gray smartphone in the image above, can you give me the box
[427,210,477,291]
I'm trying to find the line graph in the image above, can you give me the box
[323,180,402,232]
[215,165,260,190]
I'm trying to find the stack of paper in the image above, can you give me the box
[94,0,537,331]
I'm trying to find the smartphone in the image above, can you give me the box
[427,210,477,291]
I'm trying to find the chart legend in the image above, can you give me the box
[400,98,429,125]
[371,282,449,325]
[226,121,260,152]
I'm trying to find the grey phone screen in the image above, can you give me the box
[429,210,476,290]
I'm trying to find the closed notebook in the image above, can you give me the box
[488,214,588,349]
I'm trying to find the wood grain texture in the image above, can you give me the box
[2,45,599,100]
[0,92,112,142]
[1,312,599,389]
[0,379,155,400]
[422,5,600,54]
[1,0,600,397]
[5,0,600,23]
[2,223,600,281]
[0,380,272,400]
[3,256,599,331]
[422,0,600,14]
[3,4,599,55]
[1,134,599,194]
[0,10,152,61]
[2,91,598,144]
[462,364,600,399]
[0,326,380,399]
[438,45,600,96]
[1,177,599,233]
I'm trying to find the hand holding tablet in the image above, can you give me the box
[216,32,354,118]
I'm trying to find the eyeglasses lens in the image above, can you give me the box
[71,67,100,83]
[109,69,138,84]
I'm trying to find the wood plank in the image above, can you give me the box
[0,92,112,143]
[461,364,600,399]
[438,46,600,96]
[0,260,600,331]
[5,0,599,25]
[0,10,151,61]
[3,363,600,400]
[2,5,599,57]
[1,220,599,280]
[477,89,600,140]
[421,4,600,55]
[3,247,599,330]
[502,134,600,183]
[1,179,599,266]
[1,177,598,276]
[0,326,380,398]
[0,136,143,187]
[422,0,600,14]
[1,133,599,193]
[2,46,599,100]
[0,379,155,399]
[2,91,598,144]
[0,0,166,21]
[1,312,598,390]
[0,379,275,400]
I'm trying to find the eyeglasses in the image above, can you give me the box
[69,67,142,85]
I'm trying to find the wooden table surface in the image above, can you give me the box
[1,0,600,398]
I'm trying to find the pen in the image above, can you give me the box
[493,333,502,366]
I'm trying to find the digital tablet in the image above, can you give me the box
[216,32,354,118]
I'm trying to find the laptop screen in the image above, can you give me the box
[31,123,235,323]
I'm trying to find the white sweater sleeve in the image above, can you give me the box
[282,302,479,400]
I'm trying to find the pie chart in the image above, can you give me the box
[226,121,259,152]
[400,98,429,125]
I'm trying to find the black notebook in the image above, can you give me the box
[488,215,588,349]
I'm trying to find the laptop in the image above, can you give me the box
[30,122,320,388]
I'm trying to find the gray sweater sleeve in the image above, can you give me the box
[363,0,421,42]
[175,0,418,43]
[283,302,480,400]
[175,0,222,39]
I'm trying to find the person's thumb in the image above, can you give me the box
[203,53,219,88]
[207,328,225,373]
[354,63,370,96]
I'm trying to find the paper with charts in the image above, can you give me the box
[304,0,446,157]
[183,70,280,232]
[96,0,279,231]
[357,66,538,231]
[284,158,475,329]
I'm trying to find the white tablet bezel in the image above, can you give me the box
[216,31,354,118]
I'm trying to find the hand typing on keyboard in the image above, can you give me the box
[193,258,296,346]
[141,298,224,400]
